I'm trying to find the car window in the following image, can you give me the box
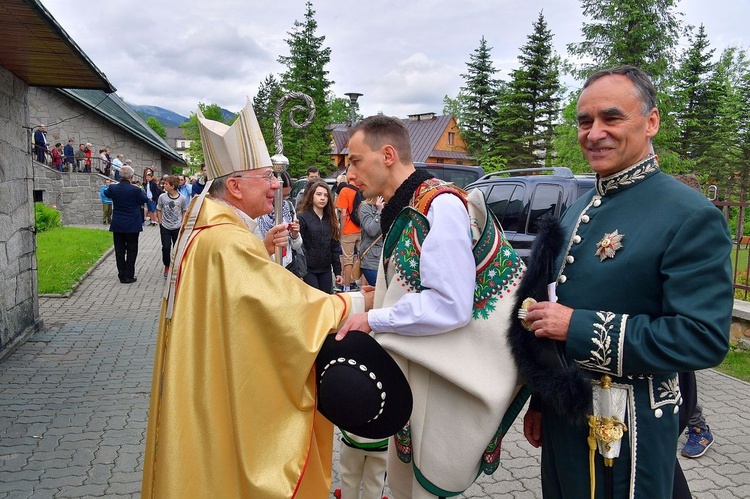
[486,183,525,232]
[527,183,563,234]
[443,168,480,188]
[290,179,307,199]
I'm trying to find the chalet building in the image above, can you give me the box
[166,126,195,165]
[329,112,474,171]
[0,0,114,359]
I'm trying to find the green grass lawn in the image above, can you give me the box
[731,245,749,273]
[716,348,750,383]
[36,227,113,294]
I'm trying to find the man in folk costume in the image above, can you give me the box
[337,115,525,498]
[521,66,733,498]
[141,99,365,498]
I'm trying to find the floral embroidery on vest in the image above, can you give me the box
[473,225,523,320]
[383,179,524,320]
[395,423,412,463]
[481,428,502,474]
[387,211,429,293]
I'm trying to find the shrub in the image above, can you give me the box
[35,202,62,233]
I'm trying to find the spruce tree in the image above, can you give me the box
[700,48,749,201]
[252,74,284,155]
[277,1,334,176]
[457,36,501,162]
[673,25,717,161]
[490,12,562,168]
[567,0,682,83]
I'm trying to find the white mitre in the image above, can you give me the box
[197,98,272,180]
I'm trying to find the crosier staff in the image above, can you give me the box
[271,92,316,265]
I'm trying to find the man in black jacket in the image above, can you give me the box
[33,125,47,163]
[104,165,148,283]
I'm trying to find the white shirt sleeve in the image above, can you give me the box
[367,193,475,336]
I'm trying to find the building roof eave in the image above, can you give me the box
[0,0,115,92]
[56,88,185,164]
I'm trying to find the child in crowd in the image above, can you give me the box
[156,176,189,277]
[142,170,161,226]
[297,179,342,293]
[100,179,113,225]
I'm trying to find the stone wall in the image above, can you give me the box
[0,66,39,359]
[28,87,165,177]
[33,165,110,226]
[731,300,750,342]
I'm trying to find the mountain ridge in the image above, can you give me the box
[127,103,237,127]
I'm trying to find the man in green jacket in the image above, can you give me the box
[521,65,733,498]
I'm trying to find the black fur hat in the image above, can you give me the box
[506,214,592,423]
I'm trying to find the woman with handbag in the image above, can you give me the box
[356,196,385,286]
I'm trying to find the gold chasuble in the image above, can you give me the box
[142,198,352,498]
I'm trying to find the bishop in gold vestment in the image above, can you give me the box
[142,99,362,498]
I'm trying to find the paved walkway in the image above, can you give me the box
[0,224,749,498]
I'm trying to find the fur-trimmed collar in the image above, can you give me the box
[380,168,434,236]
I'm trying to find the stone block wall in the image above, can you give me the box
[28,87,165,177]
[0,66,39,359]
[32,165,110,226]
[731,300,750,342]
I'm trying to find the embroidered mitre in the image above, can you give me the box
[197,98,271,179]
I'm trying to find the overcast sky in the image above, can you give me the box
[42,0,750,120]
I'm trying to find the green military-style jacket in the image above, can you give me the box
[540,157,733,499]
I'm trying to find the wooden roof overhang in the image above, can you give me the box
[0,0,115,91]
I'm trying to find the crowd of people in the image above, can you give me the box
[101,165,210,282]
[101,158,377,296]
[32,128,110,175]
[32,126,207,186]
[88,66,738,499]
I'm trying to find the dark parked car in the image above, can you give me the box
[414,162,485,188]
[467,167,595,259]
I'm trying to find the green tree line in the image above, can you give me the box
[448,0,749,206]
[149,0,748,197]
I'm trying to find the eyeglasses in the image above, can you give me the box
[232,171,278,184]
